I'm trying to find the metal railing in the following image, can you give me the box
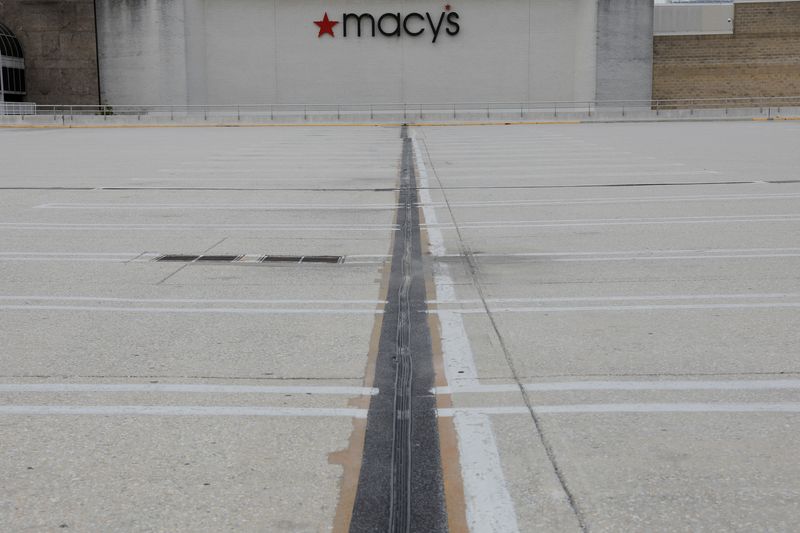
[2,96,800,121]
[0,102,35,115]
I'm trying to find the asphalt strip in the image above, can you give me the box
[348,125,447,532]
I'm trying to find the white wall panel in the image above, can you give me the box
[96,0,651,105]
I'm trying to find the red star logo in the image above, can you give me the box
[314,12,338,38]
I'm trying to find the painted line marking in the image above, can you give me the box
[0,257,139,263]
[35,203,399,211]
[0,383,378,395]
[437,311,480,386]
[0,252,145,256]
[420,192,800,208]
[0,305,382,315]
[412,134,478,385]
[440,247,800,258]
[0,252,160,263]
[0,405,367,417]
[420,163,686,170]
[0,296,385,305]
[437,248,800,262]
[413,132,517,531]
[424,214,800,230]
[430,292,800,305]
[0,222,397,232]
[458,253,800,263]
[428,171,719,179]
[438,403,800,416]
[433,302,800,314]
[435,379,800,394]
[453,412,521,533]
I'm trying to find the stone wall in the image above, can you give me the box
[653,1,800,101]
[0,0,99,104]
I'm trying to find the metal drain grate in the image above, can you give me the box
[196,255,242,262]
[260,255,302,263]
[260,255,342,264]
[156,254,201,262]
[301,256,342,264]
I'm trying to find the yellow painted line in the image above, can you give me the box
[752,116,800,122]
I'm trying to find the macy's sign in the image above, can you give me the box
[314,5,460,43]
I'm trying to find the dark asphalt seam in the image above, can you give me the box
[349,125,447,533]
[417,129,590,532]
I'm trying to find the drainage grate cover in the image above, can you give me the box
[156,254,200,262]
[196,255,242,262]
[260,255,343,264]
[260,256,302,263]
[300,256,342,264]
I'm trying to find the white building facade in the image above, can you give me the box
[95,0,654,105]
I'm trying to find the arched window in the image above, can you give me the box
[0,22,26,102]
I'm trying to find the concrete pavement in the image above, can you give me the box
[416,120,800,532]
[1,120,799,531]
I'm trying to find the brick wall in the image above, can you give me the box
[0,0,99,104]
[653,1,800,102]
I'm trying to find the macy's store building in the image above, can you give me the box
[0,0,654,106]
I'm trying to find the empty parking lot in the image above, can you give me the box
[1,120,799,532]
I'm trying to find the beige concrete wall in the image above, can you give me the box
[96,0,188,105]
[97,0,624,105]
[0,0,99,104]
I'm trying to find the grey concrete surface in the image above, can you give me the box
[2,120,800,532]
[417,120,800,531]
[0,126,398,532]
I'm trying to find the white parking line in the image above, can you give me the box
[413,135,477,385]
[437,247,800,263]
[432,170,718,179]
[0,405,368,417]
[431,162,685,170]
[0,295,385,305]
[0,304,382,315]
[439,403,800,416]
[36,203,398,211]
[413,132,516,533]
[0,257,137,263]
[420,192,800,208]
[0,252,142,256]
[440,247,800,259]
[453,411,521,533]
[425,213,800,230]
[0,383,378,395]
[489,253,800,263]
[430,292,800,306]
[436,379,800,394]
[437,311,480,385]
[0,222,397,232]
[437,302,800,314]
